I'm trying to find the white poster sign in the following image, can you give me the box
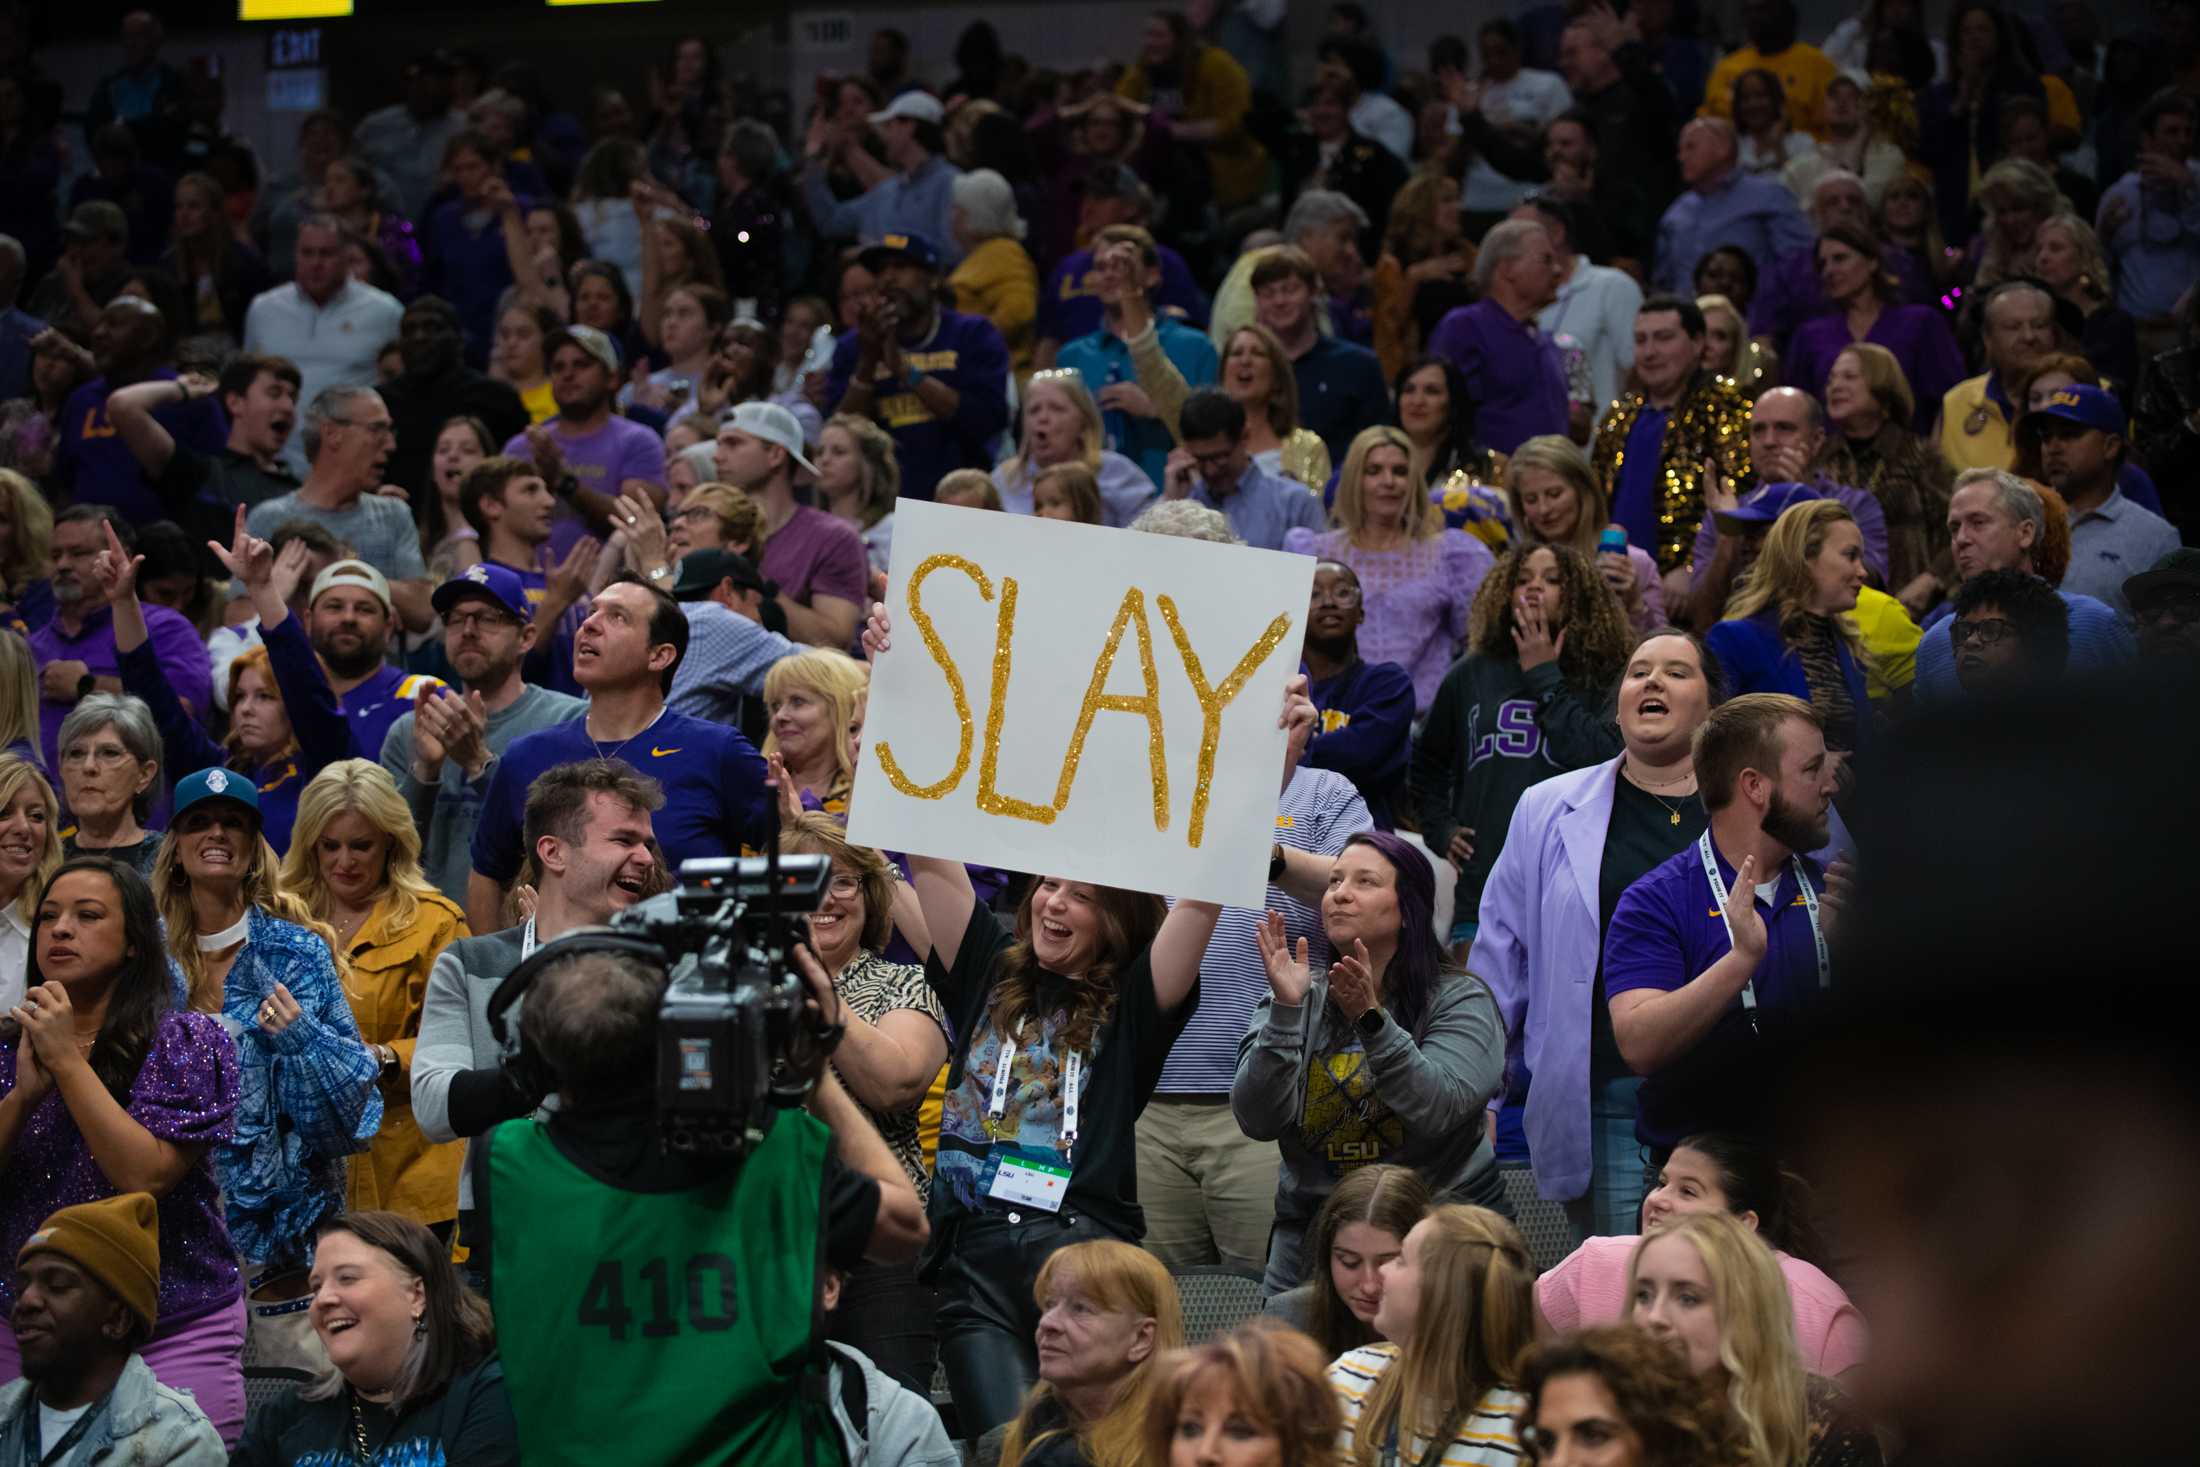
[848,500,1315,909]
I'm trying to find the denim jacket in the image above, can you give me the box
[0,1354,225,1464]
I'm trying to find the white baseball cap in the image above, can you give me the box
[310,558,392,611]
[720,401,818,475]
[868,91,945,128]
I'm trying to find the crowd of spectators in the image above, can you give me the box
[2,1,2199,1464]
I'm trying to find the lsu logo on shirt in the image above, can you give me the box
[1320,709,1352,734]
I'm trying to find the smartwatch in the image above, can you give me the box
[1355,1006,1387,1040]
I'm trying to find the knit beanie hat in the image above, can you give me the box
[18,1192,161,1334]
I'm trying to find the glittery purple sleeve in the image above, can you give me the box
[131,1010,242,1146]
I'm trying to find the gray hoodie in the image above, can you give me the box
[1232,967,1505,1239]
[824,1341,961,1467]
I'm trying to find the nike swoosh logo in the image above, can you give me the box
[650,746,682,757]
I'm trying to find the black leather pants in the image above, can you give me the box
[934,1209,1106,1443]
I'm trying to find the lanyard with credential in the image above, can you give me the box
[988,1022,1083,1163]
[1696,830,1828,1030]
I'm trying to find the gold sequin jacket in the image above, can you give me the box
[1589,373,1755,573]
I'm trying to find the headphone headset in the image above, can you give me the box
[486,926,673,1105]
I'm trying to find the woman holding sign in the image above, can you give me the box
[862,605,1278,1445]
[1231,830,1507,1296]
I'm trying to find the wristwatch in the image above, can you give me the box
[374,1044,399,1080]
[646,563,674,583]
[1355,1005,1387,1040]
[1268,842,1287,883]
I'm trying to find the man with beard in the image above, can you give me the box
[1603,692,1844,1159]
[1299,559,1413,829]
[1946,568,2070,696]
[827,232,1010,502]
[2125,549,2200,663]
[465,577,770,934]
[30,506,208,769]
[2028,384,2179,617]
[376,296,527,501]
[1934,281,2057,472]
[503,324,665,559]
[106,353,301,563]
[247,385,432,632]
[414,759,666,1252]
[382,562,584,908]
[0,1195,224,1463]
[52,295,225,524]
[303,559,446,760]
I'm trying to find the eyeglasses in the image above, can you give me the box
[443,608,520,634]
[2139,589,2200,626]
[1949,617,2015,648]
[1310,586,1362,608]
[330,418,396,438]
[825,874,862,898]
[62,745,136,768]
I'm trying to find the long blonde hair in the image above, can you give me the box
[279,760,450,939]
[1696,294,1752,383]
[1504,434,1610,561]
[0,754,62,925]
[0,632,42,769]
[1003,370,1105,483]
[1351,1205,1535,1467]
[1723,499,1869,667]
[1332,426,1438,541]
[1630,1212,1809,1467]
[1000,1240,1184,1467]
[761,650,867,805]
[155,812,339,1012]
[0,470,54,595]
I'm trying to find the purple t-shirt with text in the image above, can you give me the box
[503,415,666,558]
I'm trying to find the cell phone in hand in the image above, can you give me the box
[1598,526,1628,554]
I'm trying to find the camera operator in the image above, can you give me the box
[469,934,925,1467]
[411,759,665,1242]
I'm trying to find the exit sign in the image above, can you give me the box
[267,27,322,67]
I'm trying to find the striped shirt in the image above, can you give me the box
[1329,1344,1528,1467]
[1156,766,1371,1094]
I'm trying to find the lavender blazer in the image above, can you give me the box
[1472,755,1627,1203]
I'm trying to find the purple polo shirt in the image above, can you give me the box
[57,370,228,523]
[502,414,666,559]
[32,602,211,770]
[1426,298,1569,454]
[1784,305,1965,435]
[1603,838,1828,1148]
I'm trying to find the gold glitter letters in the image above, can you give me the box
[1157,596,1294,850]
[975,576,1057,824]
[880,556,1293,848]
[1053,587,1170,830]
[875,553,991,799]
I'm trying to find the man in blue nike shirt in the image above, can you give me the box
[464,574,771,931]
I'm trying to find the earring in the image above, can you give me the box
[412,1314,426,1340]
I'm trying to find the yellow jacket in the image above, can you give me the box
[1119,46,1268,208]
[342,889,469,1224]
[1701,43,1838,133]
[949,235,1040,382]
[1936,374,2017,473]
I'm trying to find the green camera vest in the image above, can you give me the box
[484,1112,846,1466]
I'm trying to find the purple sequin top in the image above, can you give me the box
[1,1010,243,1324]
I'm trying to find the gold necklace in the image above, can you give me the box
[1623,761,1699,826]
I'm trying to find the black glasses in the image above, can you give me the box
[1949,617,2014,648]
[2139,589,2200,626]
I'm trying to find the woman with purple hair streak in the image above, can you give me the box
[1230,829,1507,1295]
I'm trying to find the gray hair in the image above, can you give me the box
[1475,218,1550,294]
[1283,190,1368,247]
[1130,501,1243,546]
[1954,467,2045,547]
[522,947,668,1108]
[467,88,526,129]
[672,441,719,487]
[951,169,1026,243]
[57,694,161,822]
[301,384,382,463]
[1809,168,1866,213]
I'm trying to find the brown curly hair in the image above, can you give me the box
[1516,1325,1748,1467]
[1467,543,1633,690]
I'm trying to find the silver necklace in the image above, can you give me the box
[586,703,667,763]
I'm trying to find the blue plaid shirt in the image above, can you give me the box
[209,909,381,1268]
